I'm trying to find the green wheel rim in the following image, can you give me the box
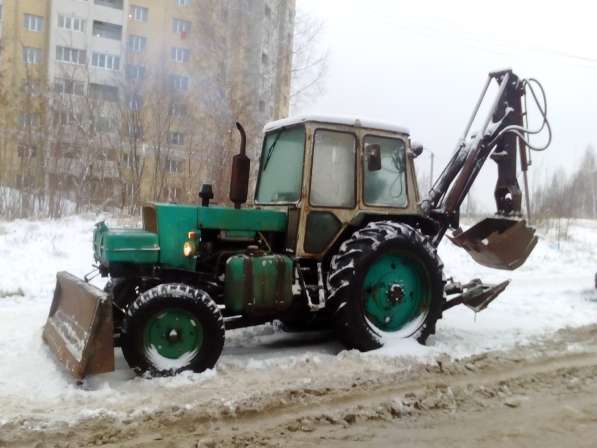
[144,308,203,359]
[362,252,431,332]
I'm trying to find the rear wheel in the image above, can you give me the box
[327,221,444,351]
[120,283,225,376]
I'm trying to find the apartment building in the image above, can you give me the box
[0,0,296,207]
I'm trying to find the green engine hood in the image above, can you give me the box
[94,222,159,267]
[94,204,288,272]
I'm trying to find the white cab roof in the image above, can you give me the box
[264,114,410,135]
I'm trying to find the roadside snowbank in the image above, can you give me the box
[0,215,596,429]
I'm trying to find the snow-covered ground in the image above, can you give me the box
[0,215,596,429]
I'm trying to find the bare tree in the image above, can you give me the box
[290,8,329,112]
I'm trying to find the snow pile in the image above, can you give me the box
[0,215,596,428]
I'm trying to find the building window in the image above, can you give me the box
[129,5,148,22]
[54,78,85,96]
[94,0,124,10]
[58,14,86,32]
[89,83,119,102]
[56,46,86,65]
[166,158,182,173]
[24,14,44,32]
[92,52,121,71]
[168,131,185,145]
[18,113,40,128]
[124,153,136,169]
[18,145,37,158]
[171,47,190,63]
[23,47,42,64]
[264,4,271,17]
[93,21,122,40]
[259,100,265,112]
[170,103,187,117]
[177,0,192,6]
[126,64,145,80]
[168,74,189,91]
[129,95,142,111]
[95,116,114,132]
[53,110,82,126]
[166,186,179,200]
[128,122,143,138]
[128,35,147,53]
[22,80,42,96]
[261,52,269,65]
[172,18,191,35]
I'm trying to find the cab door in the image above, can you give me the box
[298,128,358,257]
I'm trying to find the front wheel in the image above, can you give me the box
[327,221,445,351]
[120,284,225,376]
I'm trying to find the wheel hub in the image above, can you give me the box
[362,252,431,332]
[387,283,404,304]
[168,328,181,343]
[144,309,203,359]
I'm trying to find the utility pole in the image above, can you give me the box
[429,151,434,191]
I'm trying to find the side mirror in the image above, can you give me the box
[366,144,382,171]
[410,141,424,158]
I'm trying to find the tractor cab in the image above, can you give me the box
[255,115,424,258]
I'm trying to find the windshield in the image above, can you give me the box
[363,135,408,207]
[255,126,306,203]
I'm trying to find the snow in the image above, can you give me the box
[264,114,410,135]
[146,345,199,371]
[0,215,596,429]
[46,310,88,362]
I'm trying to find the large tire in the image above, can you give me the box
[327,221,444,351]
[120,283,225,376]
[104,278,137,305]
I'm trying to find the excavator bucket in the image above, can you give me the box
[449,218,537,270]
[42,272,115,379]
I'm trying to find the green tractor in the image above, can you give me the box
[43,70,550,378]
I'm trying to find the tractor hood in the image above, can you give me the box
[93,222,160,267]
[143,202,288,233]
[94,203,288,272]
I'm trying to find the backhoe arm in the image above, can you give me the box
[422,70,543,245]
[421,69,550,269]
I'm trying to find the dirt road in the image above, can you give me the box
[3,324,597,448]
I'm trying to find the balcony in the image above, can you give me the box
[94,0,123,10]
[92,21,122,41]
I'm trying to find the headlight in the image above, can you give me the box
[183,240,197,257]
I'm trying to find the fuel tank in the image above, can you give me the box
[224,252,294,315]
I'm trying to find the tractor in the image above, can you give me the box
[43,69,550,378]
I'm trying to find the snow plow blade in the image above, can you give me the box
[449,218,537,270]
[42,272,114,379]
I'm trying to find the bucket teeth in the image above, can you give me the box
[449,218,537,270]
[42,272,114,379]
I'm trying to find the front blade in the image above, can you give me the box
[42,272,114,379]
[449,218,537,270]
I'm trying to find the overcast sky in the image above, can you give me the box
[296,0,597,209]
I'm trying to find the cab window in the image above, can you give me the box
[363,135,408,207]
[310,130,356,208]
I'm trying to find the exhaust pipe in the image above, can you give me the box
[229,122,250,209]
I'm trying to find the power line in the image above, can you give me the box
[341,9,597,70]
